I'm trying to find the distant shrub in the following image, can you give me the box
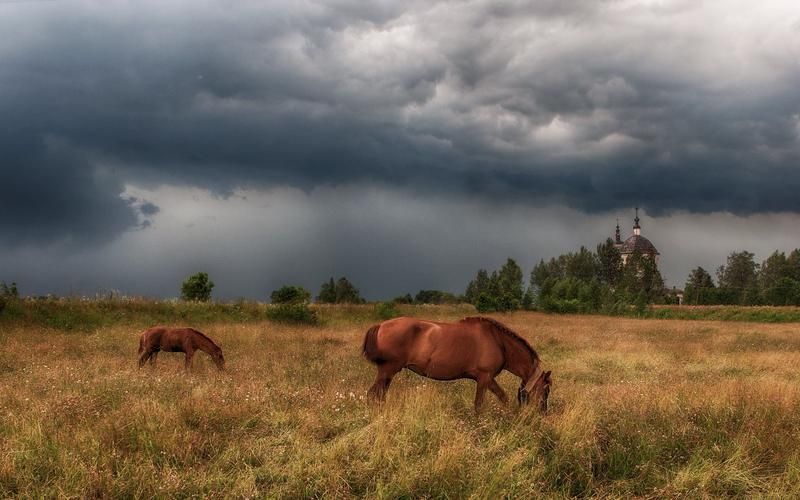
[374,301,400,320]
[1,281,18,298]
[266,303,318,325]
[0,297,5,315]
[270,285,311,304]
[392,293,414,304]
[181,272,214,302]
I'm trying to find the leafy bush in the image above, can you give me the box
[373,301,400,320]
[181,272,214,302]
[266,303,318,325]
[0,296,5,315]
[270,285,311,304]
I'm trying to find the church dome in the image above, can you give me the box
[620,234,659,255]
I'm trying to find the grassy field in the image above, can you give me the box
[1,306,800,498]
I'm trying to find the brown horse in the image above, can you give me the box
[362,316,552,412]
[138,327,225,371]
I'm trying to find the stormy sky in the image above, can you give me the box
[1,0,799,299]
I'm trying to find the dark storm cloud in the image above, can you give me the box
[2,0,799,245]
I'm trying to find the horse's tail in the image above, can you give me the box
[137,331,145,355]
[362,324,383,365]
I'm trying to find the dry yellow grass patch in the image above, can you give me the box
[1,311,799,497]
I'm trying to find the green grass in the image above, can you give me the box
[645,305,800,323]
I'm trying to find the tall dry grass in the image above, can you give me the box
[1,310,799,497]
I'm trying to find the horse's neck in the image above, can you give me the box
[500,335,538,381]
[193,334,215,354]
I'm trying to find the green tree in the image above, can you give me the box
[786,249,800,282]
[684,267,716,305]
[763,277,800,306]
[759,251,788,300]
[717,251,759,305]
[335,277,363,304]
[270,285,312,304]
[317,278,337,303]
[619,251,664,302]
[465,269,491,304]
[596,239,623,286]
[496,258,524,311]
[564,246,598,282]
[180,272,214,302]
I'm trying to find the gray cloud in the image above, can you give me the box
[1,0,799,290]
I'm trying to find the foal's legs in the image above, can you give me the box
[368,363,402,401]
[149,351,158,365]
[488,379,509,404]
[138,350,150,368]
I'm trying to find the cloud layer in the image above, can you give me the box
[2,0,799,247]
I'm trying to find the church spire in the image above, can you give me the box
[615,218,621,244]
[633,207,641,236]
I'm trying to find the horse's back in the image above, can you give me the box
[368,317,504,377]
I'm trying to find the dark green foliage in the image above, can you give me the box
[391,293,414,304]
[596,239,623,286]
[269,285,311,304]
[465,259,525,312]
[619,251,664,303]
[1,281,19,298]
[316,277,364,304]
[335,277,363,304]
[464,269,490,305]
[414,289,459,305]
[716,251,759,305]
[265,303,318,324]
[0,281,18,315]
[180,272,214,302]
[316,278,337,303]
[684,267,716,305]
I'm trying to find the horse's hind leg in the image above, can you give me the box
[149,351,158,366]
[488,379,509,405]
[368,363,401,401]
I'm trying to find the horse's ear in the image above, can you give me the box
[544,370,552,383]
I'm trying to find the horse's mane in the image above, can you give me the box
[460,316,539,361]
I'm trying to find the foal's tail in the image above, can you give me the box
[362,324,383,365]
[137,333,144,355]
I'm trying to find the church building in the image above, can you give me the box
[614,208,659,265]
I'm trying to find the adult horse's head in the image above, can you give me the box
[518,369,552,413]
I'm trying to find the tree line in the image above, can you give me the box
[684,250,800,306]
[463,239,666,314]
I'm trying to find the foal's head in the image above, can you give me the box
[518,370,552,413]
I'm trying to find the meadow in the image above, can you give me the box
[1,302,800,497]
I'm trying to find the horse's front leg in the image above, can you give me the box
[474,373,491,412]
[138,350,150,368]
[184,348,195,371]
[488,379,509,405]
